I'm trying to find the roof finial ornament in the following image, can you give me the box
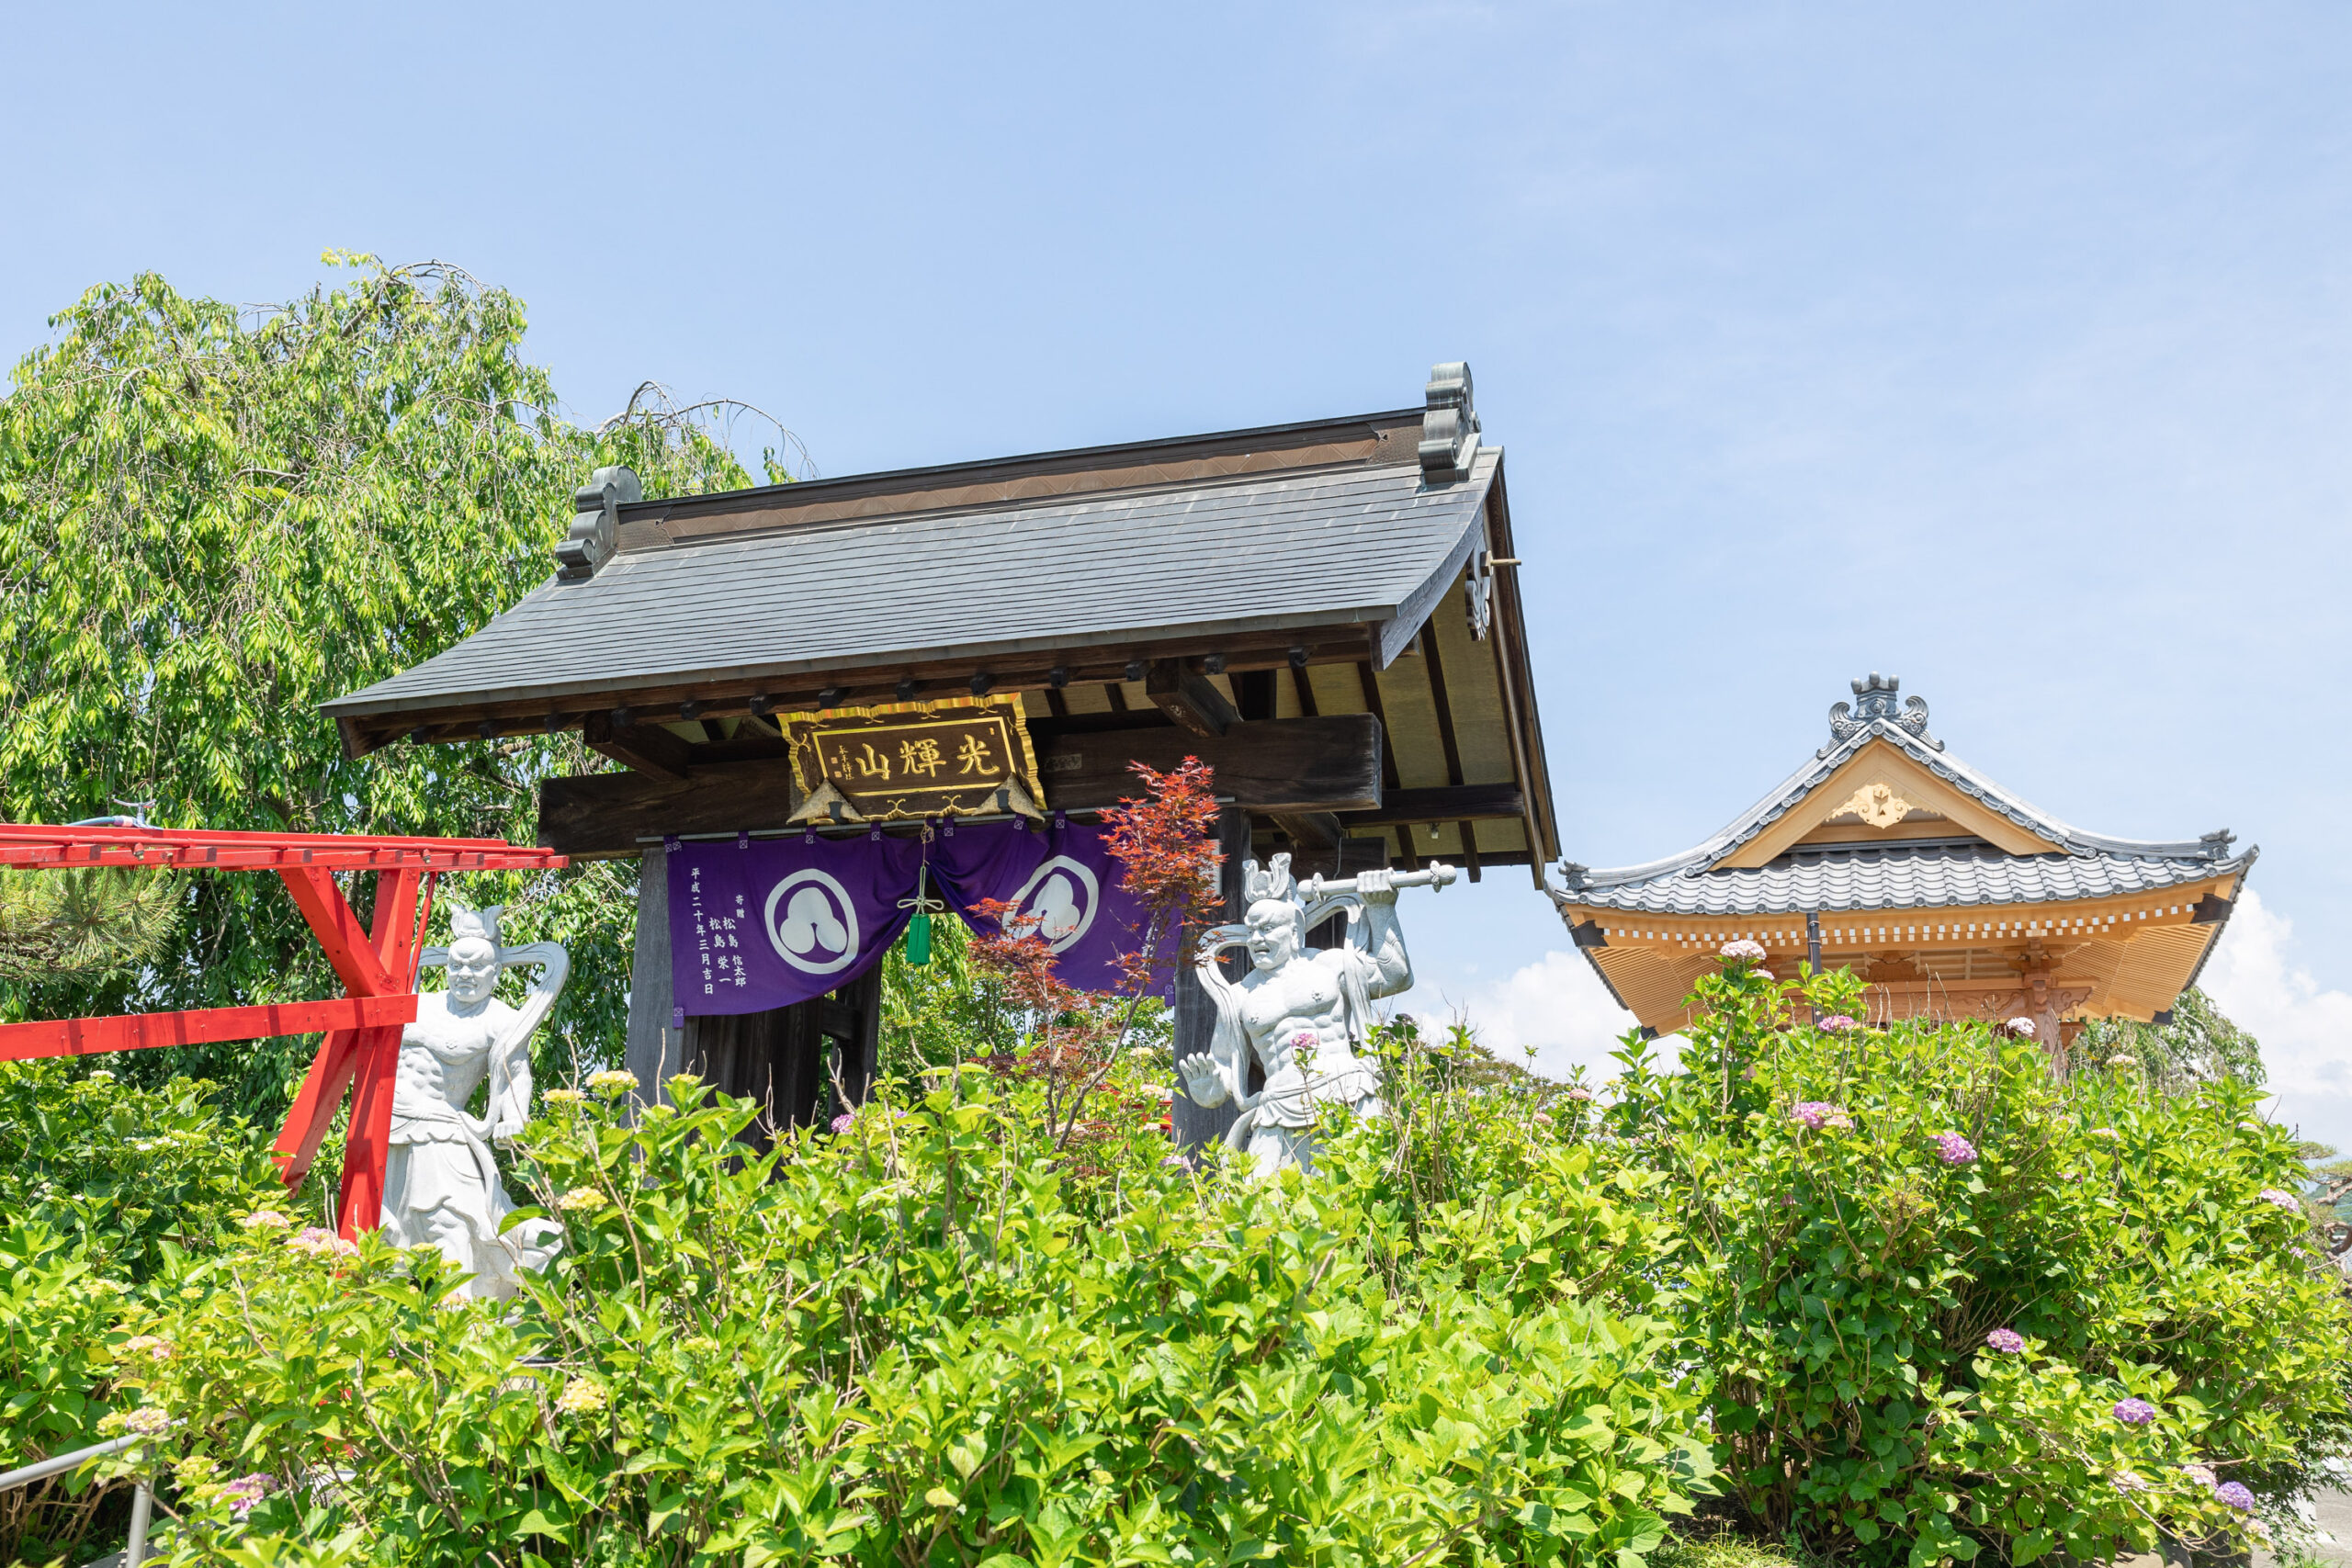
[1419,362,1480,483]
[1826,672,1940,752]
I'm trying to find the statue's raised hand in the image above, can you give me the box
[1356,867,1398,906]
[1177,1051,1227,1108]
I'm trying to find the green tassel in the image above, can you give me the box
[907,910,932,966]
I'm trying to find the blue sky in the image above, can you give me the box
[6,5,2349,1135]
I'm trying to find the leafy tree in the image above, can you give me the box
[0,255,783,1119]
[2075,986,2264,1090]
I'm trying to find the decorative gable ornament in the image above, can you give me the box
[1827,783,1916,829]
[1826,671,1939,753]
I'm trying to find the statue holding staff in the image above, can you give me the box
[381,907,568,1298]
[1178,853,1454,1177]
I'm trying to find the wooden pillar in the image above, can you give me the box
[1173,808,1251,1151]
[625,847,681,1104]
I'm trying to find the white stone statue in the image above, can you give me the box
[381,907,568,1297]
[1178,854,1453,1177]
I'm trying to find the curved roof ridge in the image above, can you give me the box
[1560,712,2240,894]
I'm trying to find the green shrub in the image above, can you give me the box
[105,1068,1709,1566]
[0,1061,281,1563]
[0,1059,285,1280]
[1613,958,2352,1566]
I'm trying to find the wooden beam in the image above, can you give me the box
[1270,811,1342,850]
[1038,714,1380,818]
[1281,837,1393,880]
[1146,659,1239,738]
[537,715,1386,858]
[542,759,799,858]
[582,709,692,780]
[338,627,1374,756]
[1340,784,1523,827]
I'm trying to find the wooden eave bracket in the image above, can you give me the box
[582,709,692,780]
[1145,659,1240,738]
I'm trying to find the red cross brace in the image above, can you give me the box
[0,824,569,1237]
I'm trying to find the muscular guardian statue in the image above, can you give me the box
[382,907,568,1297]
[1178,854,1453,1177]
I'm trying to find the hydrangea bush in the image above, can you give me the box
[1608,958,2352,1565]
[0,1061,281,1565]
[100,1070,1709,1567]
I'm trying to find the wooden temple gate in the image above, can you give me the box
[322,364,1561,1145]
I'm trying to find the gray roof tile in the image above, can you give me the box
[326,451,1498,718]
[1564,839,2254,917]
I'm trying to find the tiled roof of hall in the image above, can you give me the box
[1551,673,2256,917]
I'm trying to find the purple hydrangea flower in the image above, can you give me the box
[1984,1327,2026,1354]
[220,1473,270,1517]
[828,1111,854,1135]
[1932,1132,1978,1166]
[2111,1397,2158,1426]
[2257,1188,2302,1213]
[1819,1014,1860,1033]
[1789,1101,1853,1132]
[2212,1481,2256,1511]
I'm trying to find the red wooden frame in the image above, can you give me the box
[0,824,567,1236]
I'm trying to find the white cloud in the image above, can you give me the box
[2199,889,2352,1153]
[1449,949,1668,1084]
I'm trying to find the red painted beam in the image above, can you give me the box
[0,824,566,872]
[277,867,402,998]
[273,1027,368,1190]
[0,994,418,1061]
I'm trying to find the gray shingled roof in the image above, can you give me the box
[325,450,1498,719]
[1560,712,2241,886]
[1554,705,2254,919]
[1563,839,2255,917]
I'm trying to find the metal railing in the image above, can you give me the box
[1,1429,158,1565]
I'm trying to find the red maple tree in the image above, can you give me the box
[967,758,1223,1152]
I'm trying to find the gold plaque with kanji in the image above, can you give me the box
[780,694,1046,819]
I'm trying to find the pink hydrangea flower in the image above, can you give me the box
[2111,1397,2158,1426]
[1984,1327,2026,1353]
[2257,1188,2301,1213]
[1931,1132,1978,1166]
[2181,1462,2217,1486]
[1818,1014,1860,1033]
[239,1210,291,1231]
[2002,1017,2036,1039]
[1565,1086,1595,1101]
[2111,1471,2149,1493]
[1720,939,1768,964]
[1789,1101,1853,1132]
[829,1111,855,1135]
[220,1473,270,1517]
